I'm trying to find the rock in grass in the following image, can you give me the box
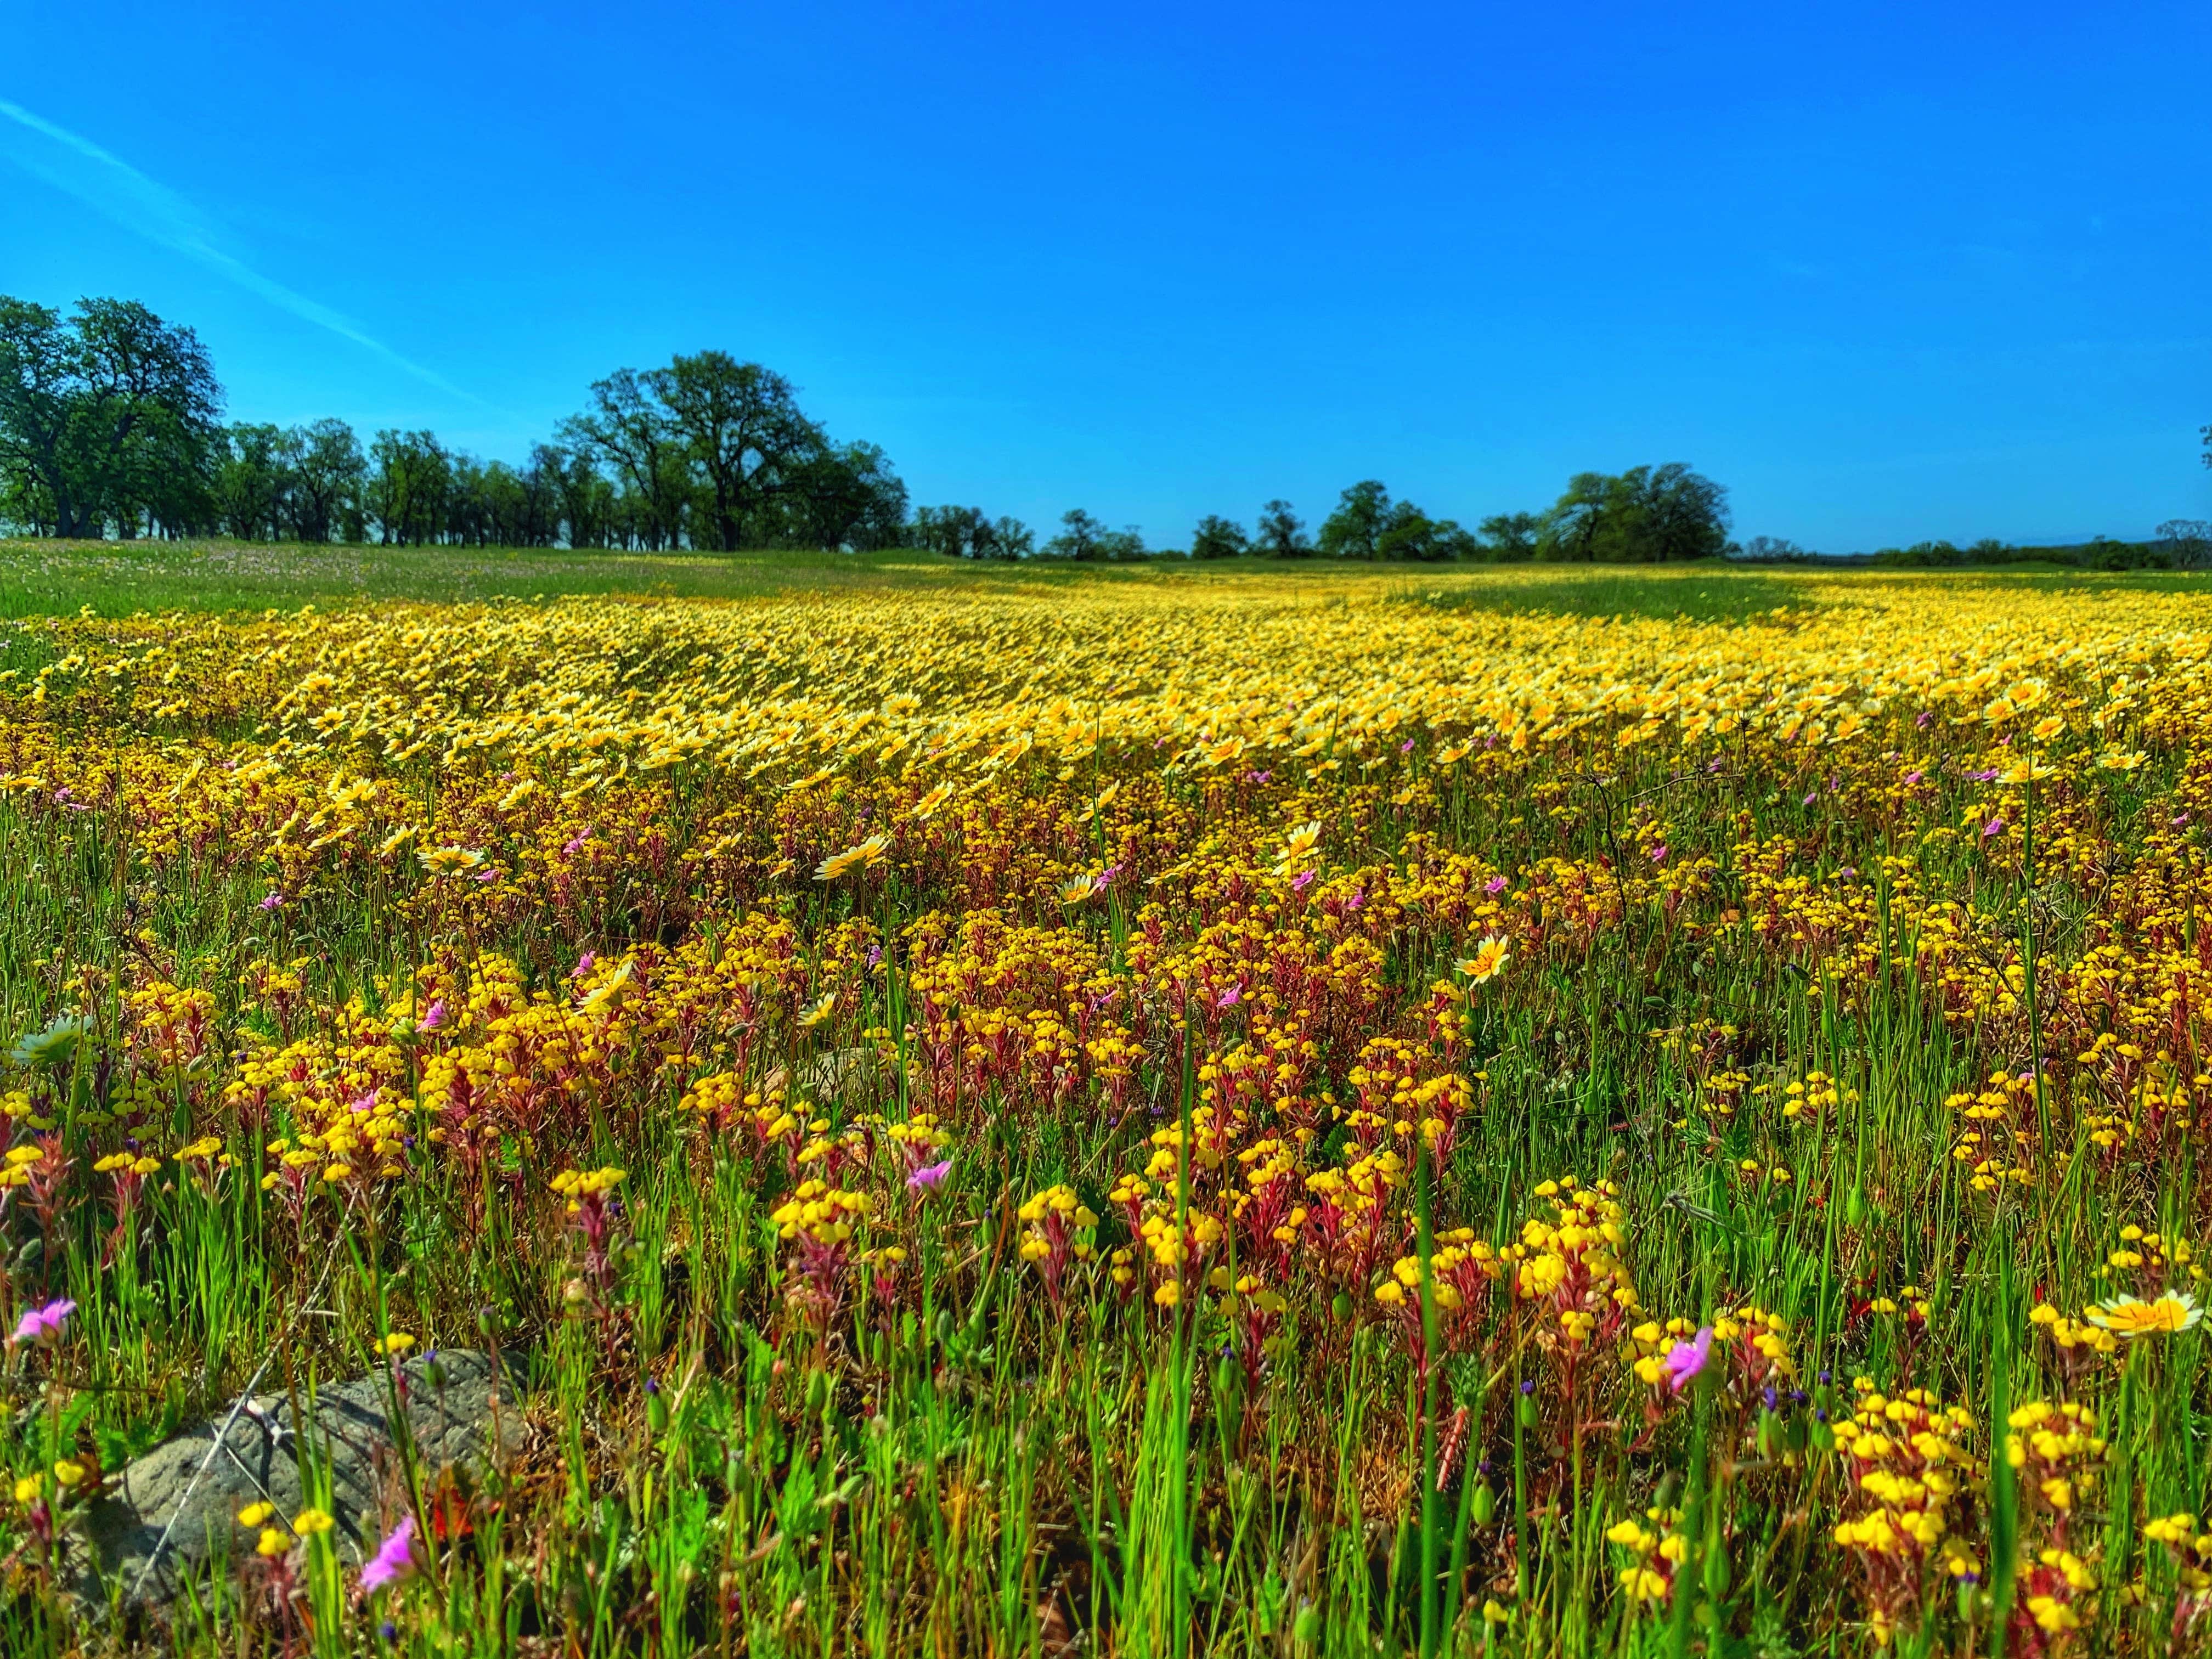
[797,1045,882,1108]
[81,1349,519,1611]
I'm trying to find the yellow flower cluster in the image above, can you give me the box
[1506,1177,1639,1348]
[1606,1507,1686,1603]
[550,1166,627,1209]
[1016,1184,1098,1242]
[771,1180,870,1245]
[1830,1383,1980,1615]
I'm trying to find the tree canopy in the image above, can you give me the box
[1533,464,1731,562]
[1315,481,1476,561]
[0,297,222,539]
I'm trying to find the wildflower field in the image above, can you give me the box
[3,559,2212,1657]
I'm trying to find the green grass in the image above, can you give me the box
[0,538,1182,617]
[8,537,2204,624]
[1410,566,1822,624]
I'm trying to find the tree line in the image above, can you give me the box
[2,292,1736,561]
[0,296,907,550]
[1864,523,2212,570]
[1166,465,1730,562]
[922,467,1730,565]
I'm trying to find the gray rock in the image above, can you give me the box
[799,1045,883,1109]
[81,1348,520,1610]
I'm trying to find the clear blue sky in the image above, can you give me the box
[5,1,2208,551]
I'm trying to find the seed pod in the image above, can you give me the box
[1702,1517,1730,1600]
[1213,1354,1244,1417]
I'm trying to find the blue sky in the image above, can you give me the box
[4,1,2208,551]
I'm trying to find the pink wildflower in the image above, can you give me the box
[1663,1327,1713,1393]
[907,1159,952,1193]
[10,1298,75,1348]
[359,1514,417,1592]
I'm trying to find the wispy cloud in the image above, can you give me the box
[0,97,473,402]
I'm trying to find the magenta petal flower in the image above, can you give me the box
[419,999,447,1032]
[10,1298,75,1348]
[1662,1326,1713,1393]
[907,1158,952,1193]
[359,1514,417,1592]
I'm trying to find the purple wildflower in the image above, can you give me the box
[1662,1326,1713,1393]
[419,999,447,1032]
[1982,817,2005,838]
[1485,875,1509,894]
[10,1298,75,1348]
[359,1514,417,1592]
[907,1158,952,1193]
[258,891,285,911]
